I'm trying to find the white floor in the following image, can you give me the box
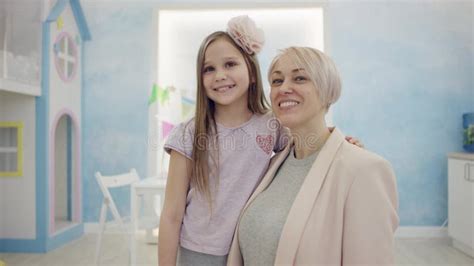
[1,234,473,266]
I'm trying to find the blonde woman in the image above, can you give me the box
[228,47,399,265]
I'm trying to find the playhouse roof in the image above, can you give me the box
[46,0,91,41]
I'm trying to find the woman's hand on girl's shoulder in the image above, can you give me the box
[327,127,364,148]
[345,136,364,149]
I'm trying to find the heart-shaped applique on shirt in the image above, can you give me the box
[256,135,274,155]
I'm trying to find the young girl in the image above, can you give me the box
[158,16,360,266]
[158,15,280,266]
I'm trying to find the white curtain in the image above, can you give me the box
[0,127,18,172]
[0,1,42,86]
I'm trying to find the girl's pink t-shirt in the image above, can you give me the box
[164,112,288,256]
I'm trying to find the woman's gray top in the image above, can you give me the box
[238,147,319,266]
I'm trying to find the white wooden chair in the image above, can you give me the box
[94,168,153,266]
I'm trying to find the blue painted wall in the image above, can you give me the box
[81,0,473,225]
[82,6,152,222]
[330,1,473,226]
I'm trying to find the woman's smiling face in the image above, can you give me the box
[269,54,326,131]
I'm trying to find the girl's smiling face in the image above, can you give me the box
[202,38,251,109]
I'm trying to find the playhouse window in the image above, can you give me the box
[0,1,42,95]
[0,122,23,177]
[54,33,78,82]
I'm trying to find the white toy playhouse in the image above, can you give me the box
[0,0,90,252]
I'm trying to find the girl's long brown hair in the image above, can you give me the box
[191,31,269,208]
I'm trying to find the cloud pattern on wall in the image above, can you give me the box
[329,1,472,226]
[82,6,153,221]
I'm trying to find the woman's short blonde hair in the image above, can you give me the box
[268,47,341,110]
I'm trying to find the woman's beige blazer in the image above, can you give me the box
[227,128,399,265]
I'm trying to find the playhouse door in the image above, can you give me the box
[53,115,75,232]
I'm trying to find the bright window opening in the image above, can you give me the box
[152,8,325,176]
